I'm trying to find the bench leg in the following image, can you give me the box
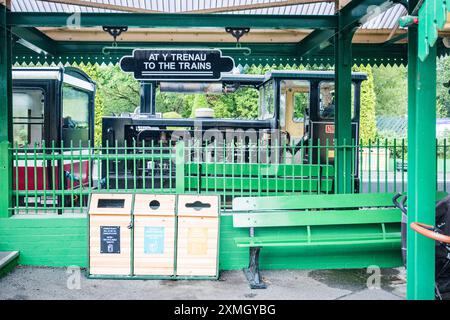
[243,247,267,289]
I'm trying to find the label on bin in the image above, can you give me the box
[187,227,208,255]
[144,226,165,254]
[100,226,121,254]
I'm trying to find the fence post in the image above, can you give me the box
[406,2,437,298]
[0,4,12,218]
[175,141,185,194]
[0,141,12,217]
[334,25,355,194]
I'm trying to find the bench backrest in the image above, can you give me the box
[185,163,334,193]
[233,193,397,211]
[232,209,400,228]
[231,192,448,228]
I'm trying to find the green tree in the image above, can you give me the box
[372,65,407,117]
[210,87,259,119]
[353,65,377,143]
[190,94,210,117]
[76,63,105,146]
[437,55,450,118]
[155,91,195,117]
[96,65,140,115]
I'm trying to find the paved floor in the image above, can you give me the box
[0,266,406,300]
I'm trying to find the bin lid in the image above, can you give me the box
[133,194,176,216]
[177,195,219,218]
[88,193,133,215]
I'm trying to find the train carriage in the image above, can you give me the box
[102,71,366,195]
[12,67,95,208]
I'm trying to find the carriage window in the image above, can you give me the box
[12,89,45,148]
[280,80,310,127]
[319,82,355,120]
[259,80,274,120]
[292,82,310,122]
[62,85,90,144]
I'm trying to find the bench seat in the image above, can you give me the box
[231,192,404,289]
[234,237,401,248]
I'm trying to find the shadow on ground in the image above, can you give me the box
[0,266,405,300]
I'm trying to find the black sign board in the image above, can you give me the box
[120,49,235,81]
[100,226,121,254]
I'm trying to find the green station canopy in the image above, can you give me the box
[4,0,450,66]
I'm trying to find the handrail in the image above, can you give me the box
[410,222,450,244]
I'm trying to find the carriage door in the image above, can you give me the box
[280,80,310,145]
[61,84,91,190]
[12,88,48,196]
[13,88,45,148]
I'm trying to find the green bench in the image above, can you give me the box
[232,193,403,289]
[184,163,334,196]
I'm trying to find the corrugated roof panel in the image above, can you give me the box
[361,4,406,29]
[11,0,407,30]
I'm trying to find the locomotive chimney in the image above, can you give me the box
[140,82,156,115]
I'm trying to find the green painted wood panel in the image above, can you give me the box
[235,238,400,249]
[185,176,333,192]
[232,209,401,228]
[233,192,448,211]
[0,216,87,267]
[0,214,402,270]
[185,163,333,177]
[220,214,402,270]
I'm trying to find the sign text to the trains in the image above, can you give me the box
[120,49,235,81]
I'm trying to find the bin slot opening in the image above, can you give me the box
[186,201,211,211]
[149,200,160,210]
[98,199,125,208]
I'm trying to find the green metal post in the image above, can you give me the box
[407,25,437,299]
[175,141,185,194]
[406,0,418,298]
[0,4,12,218]
[334,26,355,194]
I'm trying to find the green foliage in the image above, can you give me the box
[210,87,259,119]
[76,63,105,147]
[293,92,308,119]
[156,92,195,118]
[377,129,408,159]
[190,94,210,117]
[437,56,450,118]
[163,111,182,118]
[97,65,140,115]
[353,65,377,143]
[372,65,407,117]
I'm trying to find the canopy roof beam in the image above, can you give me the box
[296,0,402,56]
[11,27,57,56]
[7,12,337,29]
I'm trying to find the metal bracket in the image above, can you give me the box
[225,27,250,44]
[244,247,267,289]
[102,26,128,45]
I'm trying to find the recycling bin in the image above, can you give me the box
[176,195,220,277]
[88,193,133,276]
[133,194,176,276]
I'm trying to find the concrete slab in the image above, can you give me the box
[0,251,19,267]
[339,289,403,300]
[0,266,406,300]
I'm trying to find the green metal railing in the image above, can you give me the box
[9,138,450,214]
